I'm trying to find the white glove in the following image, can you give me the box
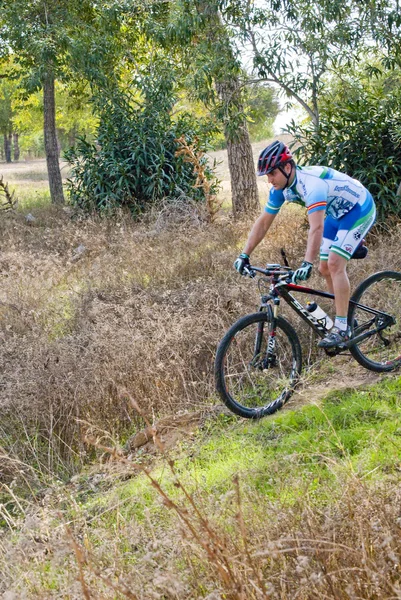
[292,261,313,283]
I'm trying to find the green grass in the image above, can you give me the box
[78,375,401,530]
[6,375,401,597]
[13,185,52,211]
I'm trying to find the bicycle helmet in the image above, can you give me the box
[257,140,293,176]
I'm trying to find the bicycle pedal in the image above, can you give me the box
[324,347,345,357]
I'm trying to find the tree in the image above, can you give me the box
[246,83,280,142]
[0,79,13,162]
[160,0,261,217]
[218,0,364,130]
[0,0,120,204]
[286,61,401,224]
[358,0,401,68]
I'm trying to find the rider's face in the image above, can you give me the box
[267,164,291,190]
[267,167,288,189]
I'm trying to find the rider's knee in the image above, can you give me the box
[327,253,347,275]
[319,261,330,277]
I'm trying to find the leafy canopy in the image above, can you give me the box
[287,61,401,224]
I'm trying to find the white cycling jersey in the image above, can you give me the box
[265,165,368,219]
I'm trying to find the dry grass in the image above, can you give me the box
[1,191,401,490]
[1,173,401,596]
[3,405,401,599]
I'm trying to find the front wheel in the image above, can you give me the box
[348,270,401,372]
[215,312,302,419]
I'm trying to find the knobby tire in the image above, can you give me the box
[348,270,401,372]
[215,312,302,419]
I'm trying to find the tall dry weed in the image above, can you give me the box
[0,204,399,489]
[3,417,401,599]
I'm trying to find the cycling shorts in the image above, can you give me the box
[320,192,376,261]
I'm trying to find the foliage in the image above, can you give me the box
[219,0,364,129]
[0,176,18,211]
[287,65,401,224]
[358,1,401,69]
[6,79,98,158]
[66,73,219,215]
[0,77,13,137]
[246,82,279,142]
[162,2,278,141]
[175,135,221,222]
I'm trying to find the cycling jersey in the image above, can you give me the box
[264,165,368,219]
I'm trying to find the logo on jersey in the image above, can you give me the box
[327,197,354,219]
[334,185,360,199]
[285,188,302,203]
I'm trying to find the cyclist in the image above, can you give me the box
[234,140,376,349]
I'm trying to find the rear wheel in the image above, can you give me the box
[348,270,401,372]
[215,312,302,418]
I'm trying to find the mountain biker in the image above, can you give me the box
[234,140,376,349]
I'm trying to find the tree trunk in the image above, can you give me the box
[195,1,259,219]
[4,133,12,163]
[43,74,64,205]
[216,79,260,218]
[13,132,20,161]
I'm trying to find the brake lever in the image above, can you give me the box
[243,266,256,279]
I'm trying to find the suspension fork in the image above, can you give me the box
[256,298,280,367]
[267,299,280,363]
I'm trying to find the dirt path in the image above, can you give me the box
[125,355,384,457]
[0,159,70,185]
[208,134,293,205]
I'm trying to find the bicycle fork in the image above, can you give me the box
[255,300,279,369]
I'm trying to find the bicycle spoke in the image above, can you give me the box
[350,272,401,371]
[217,315,301,415]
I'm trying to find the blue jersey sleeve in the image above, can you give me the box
[264,188,285,214]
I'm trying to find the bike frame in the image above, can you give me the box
[253,268,395,344]
[261,280,334,338]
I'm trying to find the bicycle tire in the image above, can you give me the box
[215,312,302,419]
[348,270,401,372]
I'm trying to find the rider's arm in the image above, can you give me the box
[243,211,277,256]
[242,188,284,256]
[304,209,325,263]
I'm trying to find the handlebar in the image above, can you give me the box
[243,264,294,281]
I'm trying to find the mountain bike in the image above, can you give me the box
[215,260,401,419]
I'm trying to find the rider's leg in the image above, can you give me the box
[318,217,336,293]
[318,196,376,348]
[318,259,333,294]
[327,253,350,327]
[318,251,352,348]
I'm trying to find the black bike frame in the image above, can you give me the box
[260,278,393,340]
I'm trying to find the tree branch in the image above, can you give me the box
[247,29,318,126]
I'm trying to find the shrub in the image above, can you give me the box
[287,67,401,225]
[66,74,218,216]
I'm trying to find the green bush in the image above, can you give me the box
[65,75,218,216]
[287,69,401,225]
